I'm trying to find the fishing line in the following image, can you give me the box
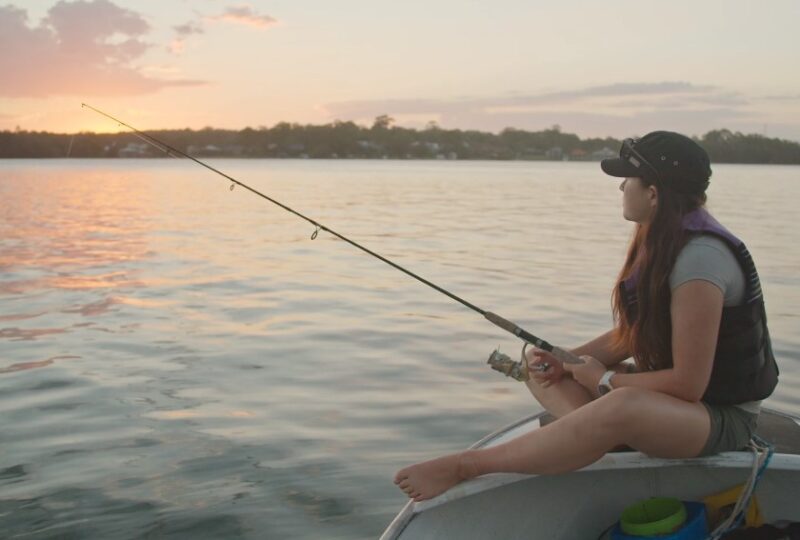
[82,103,583,378]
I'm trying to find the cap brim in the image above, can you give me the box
[601,157,639,178]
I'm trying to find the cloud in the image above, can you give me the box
[0,1,205,98]
[321,82,767,138]
[174,22,204,37]
[565,81,714,98]
[762,94,800,101]
[502,82,715,106]
[210,5,278,28]
[169,20,204,54]
[483,82,730,110]
[168,4,277,53]
[324,82,726,118]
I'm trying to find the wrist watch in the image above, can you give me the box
[597,370,616,396]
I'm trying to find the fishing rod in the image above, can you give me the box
[81,103,585,381]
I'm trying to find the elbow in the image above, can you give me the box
[676,387,705,403]
[670,371,707,403]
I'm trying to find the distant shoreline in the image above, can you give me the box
[3,122,800,164]
[2,156,800,166]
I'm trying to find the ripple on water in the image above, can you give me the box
[0,161,797,539]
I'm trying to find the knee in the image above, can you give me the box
[593,387,651,431]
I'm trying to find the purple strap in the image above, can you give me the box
[623,208,743,292]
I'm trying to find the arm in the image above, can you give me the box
[608,280,722,402]
[570,329,630,368]
[531,329,630,386]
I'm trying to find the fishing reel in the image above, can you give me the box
[487,343,550,382]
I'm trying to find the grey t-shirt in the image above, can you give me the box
[669,235,761,414]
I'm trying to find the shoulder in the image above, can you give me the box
[671,234,742,295]
[677,235,737,266]
[682,234,733,255]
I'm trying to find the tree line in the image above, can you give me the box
[1,117,799,164]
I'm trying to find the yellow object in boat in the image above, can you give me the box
[703,484,763,527]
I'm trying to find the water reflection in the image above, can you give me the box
[0,166,153,350]
[0,160,797,540]
[0,327,68,341]
[0,166,153,274]
[0,310,47,322]
[0,355,81,374]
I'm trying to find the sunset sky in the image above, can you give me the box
[1,0,799,140]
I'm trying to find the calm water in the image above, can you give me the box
[1,159,798,539]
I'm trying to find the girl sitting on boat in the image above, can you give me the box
[394,131,779,502]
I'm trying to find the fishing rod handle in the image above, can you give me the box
[484,312,584,365]
[548,346,584,365]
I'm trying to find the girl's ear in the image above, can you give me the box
[648,185,659,208]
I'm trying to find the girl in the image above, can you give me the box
[394,131,778,502]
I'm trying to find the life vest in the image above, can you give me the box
[619,208,779,405]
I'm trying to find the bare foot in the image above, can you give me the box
[394,451,478,501]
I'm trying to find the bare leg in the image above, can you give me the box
[394,387,711,501]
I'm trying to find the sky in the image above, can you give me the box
[1,0,799,140]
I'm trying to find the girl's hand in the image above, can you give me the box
[562,355,606,392]
[527,349,566,388]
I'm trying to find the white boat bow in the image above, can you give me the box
[381,408,800,540]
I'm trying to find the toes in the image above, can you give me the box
[394,471,408,484]
[398,480,411,490]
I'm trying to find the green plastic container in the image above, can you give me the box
[620,498,687,536]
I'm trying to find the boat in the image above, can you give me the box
[381,407,800,539]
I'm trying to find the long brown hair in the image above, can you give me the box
[611,179,708,371]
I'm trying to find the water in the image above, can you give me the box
[0,159,798,539]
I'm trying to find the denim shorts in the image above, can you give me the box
[699,402,759,456]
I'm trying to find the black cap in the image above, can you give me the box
[601,131,712,193]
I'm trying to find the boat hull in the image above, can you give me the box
[382,408,800,540]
